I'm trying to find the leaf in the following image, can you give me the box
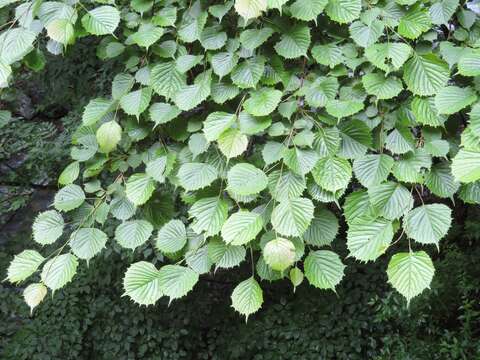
[368,181,414,220]
[425,162,460,198]
[231,56,265,89]
[41,253,78,291]
[6,250,44,283]
[429,0,459,25]
[218,128,248,158]
[234,0,267,19]
[126,173,156,206]
[303,209,339,247]
[82,98,114,126]
[289,267,304,290]
[283,148,319,176]
[96,120,122,153]
[274,24,311,59]
[189,197,228,237]
[46,19,74,45]
[385,127,415,154]
[221,210,263,245]
[231,277,263,319]
[362,72,403,99]
[268,169,306,202]
[240,27,274,50]
[387,251,434,305]
[58,161,79,186]
[123,261,163,305]
[411,97,445,127]
[404,204,452,246]
[312,157,352,192]
[303,77,338,107]
[69,228,108,260]
[458,48,480,77]
[0,28,36,65]
[452,149,480,183]
[151,62,186,100]
[159,265,199,301]
[263,237,296,271]
[349,20,384,48]
[325,99,364,119]
[243,87,282,116]
[271,197,314,237]
[203,112,236,141]
[174,70,212,111]
[227,163,268,195]
[353,154,394,188]
[115,220,153,250]
[32,210,64,245]
[365,43,412,74]
[403,53,450,96]
[434,86,477,115]
[347,217,393,262]
[148,103,181,127]
[178,162,218,191]
[311,43,344,68]
[156,219,187,253]
[208,239,246,270]
[82,6,120,35]
[131,24,164,48]
[238,112,272,135]
[185,246,212,274]
[304,250,345,290]
[289,0,327,21]
[23,283,47,314]
[120,87,152,118]
[398,5,431,39]
[211,52,239,78]
[54,184,85,212]
[110,196,136,221]
[325,0,361,24]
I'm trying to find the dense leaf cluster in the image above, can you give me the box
[2,0,480,317]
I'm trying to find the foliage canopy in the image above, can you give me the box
[3,0,480,318]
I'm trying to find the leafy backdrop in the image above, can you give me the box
[2,0,480,318]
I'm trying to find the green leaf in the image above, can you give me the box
[208,239,246,270]
[368,182,414,220]
[32,210,64,245]
[302,77,338,107]
[282,148,319,176]
[347,217,393,262]
[221,210,263,246]
[131,23,164,48]
[41,253,78,291]
[425,163,460,198]
[156,219,187,253]
[429,0,459,25]
[304,250,345,290]
[243,87,282,116]
[240,27,274,50]
[125,173,156,206]
[365,43,412,74]
[227,163,268,195]
[200,26,227,50]
[403,53,450,96]
[404,204,452,246]
[362,72,403,99]
[185,245,212,274]
[46,19,75,45]
[325,0,361,23]
[0,28,35,65]
[274,24,311,59]
[312,157,352,192]
[54,184,85,212]
[231,277,263,319]
[82,6,120,35]
[263,237,296,271]
[69,228,107,260]
[238,112,272,135]
[452,149,480,183]
[96,120,122,153]
[120,87,152,119]
[349,20,384,48]
[234,0,267,19]
[434,86,477,115]
[458,48,480,77]
[189,197,228,237]
[203,112,236,141]
[289,0,327,21]
[110,196,136,221]
[353,154,394,188]
[325,99,364,119]
[303,208,339,247]
[211,52,239,78]
[311,43,344,68]
[387,251,434,305]
[82,98,114,126]
[174,70,212,111]
[159,265,199,301]
[268,169,306,202]
[398,5,431,39]
[148,103,180,127]
[23,283,47,314]
[271,197,314,237]
[231,56,265,89]
[115,220,153,250]
[385,127,415,154]
[151,62,186,100]
[58,161,79,186]
[7,250,44,284]
[123,261,163,305]
[218,128,248,159]
[411,97,445,127]
[178,162,218,191]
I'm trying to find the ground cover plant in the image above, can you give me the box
[2,0,480,319]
